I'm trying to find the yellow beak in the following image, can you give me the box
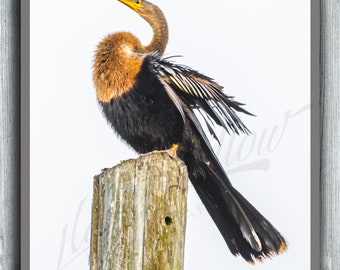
[118,0,142,12]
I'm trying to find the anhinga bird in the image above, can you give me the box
[93,0,287,263]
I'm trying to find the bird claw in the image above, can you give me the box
[163,143,179,158]
[141,144,179,159]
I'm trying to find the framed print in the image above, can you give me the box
[0,0,334,269]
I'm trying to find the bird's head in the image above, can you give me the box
[118,0,143,12]
[118,0,161,23]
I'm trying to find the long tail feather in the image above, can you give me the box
[185,154,287,263]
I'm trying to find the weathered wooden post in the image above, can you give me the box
[90,153,188,270]
[320,1,340,270]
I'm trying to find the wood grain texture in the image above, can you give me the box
[90,153,188,270]
[0,0,20,270]
[320,1,340,269]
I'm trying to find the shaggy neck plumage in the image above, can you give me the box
[140,1,168,55]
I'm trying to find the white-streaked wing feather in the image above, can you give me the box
[150,54,252,136]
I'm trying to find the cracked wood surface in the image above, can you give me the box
[90,153,188,270]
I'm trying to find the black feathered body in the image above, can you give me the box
[98,54,286,262]
[100,58,183,152]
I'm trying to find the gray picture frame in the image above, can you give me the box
[319,1,340,270]
[0,0,337,269]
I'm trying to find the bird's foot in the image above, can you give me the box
[162,143,179,158]
[141,144,179,159]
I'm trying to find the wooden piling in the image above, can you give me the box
[90,153,188,270]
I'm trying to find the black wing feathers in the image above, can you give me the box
[149,54,253,136]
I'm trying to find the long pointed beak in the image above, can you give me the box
[118,0,141,12]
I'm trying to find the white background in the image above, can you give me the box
[31,0,310,269]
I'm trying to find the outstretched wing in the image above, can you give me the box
[148,54,253,138]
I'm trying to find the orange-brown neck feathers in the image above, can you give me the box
[93,32,144,103]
